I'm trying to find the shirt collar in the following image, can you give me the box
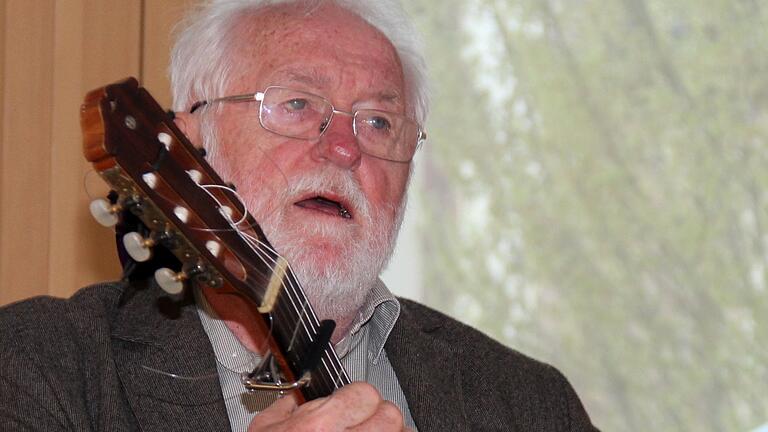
[334,278,400,363]
[195,278,401,367]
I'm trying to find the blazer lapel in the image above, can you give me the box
[385,299,469,432]
[110,281,231,431]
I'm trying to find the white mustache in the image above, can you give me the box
[284,170,371,220]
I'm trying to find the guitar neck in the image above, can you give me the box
[268,275,352,398]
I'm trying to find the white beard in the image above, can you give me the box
[213,157,406,326]
[253,169,405,324]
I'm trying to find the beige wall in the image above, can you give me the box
[0,0,193,305]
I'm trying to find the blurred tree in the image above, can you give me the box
[406,0,768,430]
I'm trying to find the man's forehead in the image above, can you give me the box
[228,3,406,107]
[238,2,388,42]
[272,67,403,103]
[282,68,332,88]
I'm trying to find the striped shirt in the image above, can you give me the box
[195,279,417,431]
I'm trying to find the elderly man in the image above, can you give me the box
[0,0,597,431]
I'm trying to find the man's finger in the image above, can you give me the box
[247,393,298,431]
[321,382,383,426]
[349,400,405,432]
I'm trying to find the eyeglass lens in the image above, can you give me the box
[259,87,419,161]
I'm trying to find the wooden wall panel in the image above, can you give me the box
[0,1,6,283]
[0,0,190,305]
[47,0,142,299]
[143,0,197,109]
[0,0,55,304]
[48,0,87,298]
[0,0,6,303]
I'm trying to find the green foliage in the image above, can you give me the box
[405,0,768,430]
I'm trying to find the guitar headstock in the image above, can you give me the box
[81,77,278,308]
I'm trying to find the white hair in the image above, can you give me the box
[170,1,421,326]
[170,0,430,125]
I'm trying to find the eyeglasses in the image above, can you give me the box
[190,86,426,162]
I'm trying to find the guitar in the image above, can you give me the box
[81,77,350,402]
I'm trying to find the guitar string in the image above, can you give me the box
[191,183,251,226]
[236,232,343,392]
[184,203,350,389]
[212,185,350,391]
[193,185,335,349]
[91,165,349,391]
[186,217,346,393]
[202,184,349,391]
[85,160,349,392]
[138,365,283,407]
[83,171,263,382]
[194,182,317,341]
[195,182,348,390]
[140,365,220,381]
[211,188,350,389]
[212,185,350,389]
[240,232,351,390]
[225,224,346,393]
[240,233,312,350]
[239,232,347,394]
[193,183,319,345]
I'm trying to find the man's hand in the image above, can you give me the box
[248,382,409,431]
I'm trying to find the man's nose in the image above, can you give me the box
[310,113,362,170]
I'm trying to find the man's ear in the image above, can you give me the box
[173,111,202,146]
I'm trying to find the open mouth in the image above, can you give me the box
[294,196,352,219]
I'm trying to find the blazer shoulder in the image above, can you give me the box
[0,283,130,431]
[0,282,125,348]
[395,298,598,431]
[397,297,537,362]
[396,297,567,388]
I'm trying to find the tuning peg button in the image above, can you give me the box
[141,172,158,189]
[205,240,221,257]
[154,268,186,295]
[174,206,190,223]
[186,169,203,184]
[219,206,234,220]
[122,232,154,262]
[158,132,172,150]
[89,198,120,227]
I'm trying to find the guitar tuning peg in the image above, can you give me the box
[219,206,234,220]
[89,198,120,227]
[157,132,173,150]
[122,232,155,262]
[186,169,203,184]
[173,206,190,223]
[205,240,221,258]
[154,268,186,295]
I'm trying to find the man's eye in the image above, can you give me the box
[286,98,308,110]
[366,116,391,130]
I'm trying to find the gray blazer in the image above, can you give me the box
[0,280,597,431]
